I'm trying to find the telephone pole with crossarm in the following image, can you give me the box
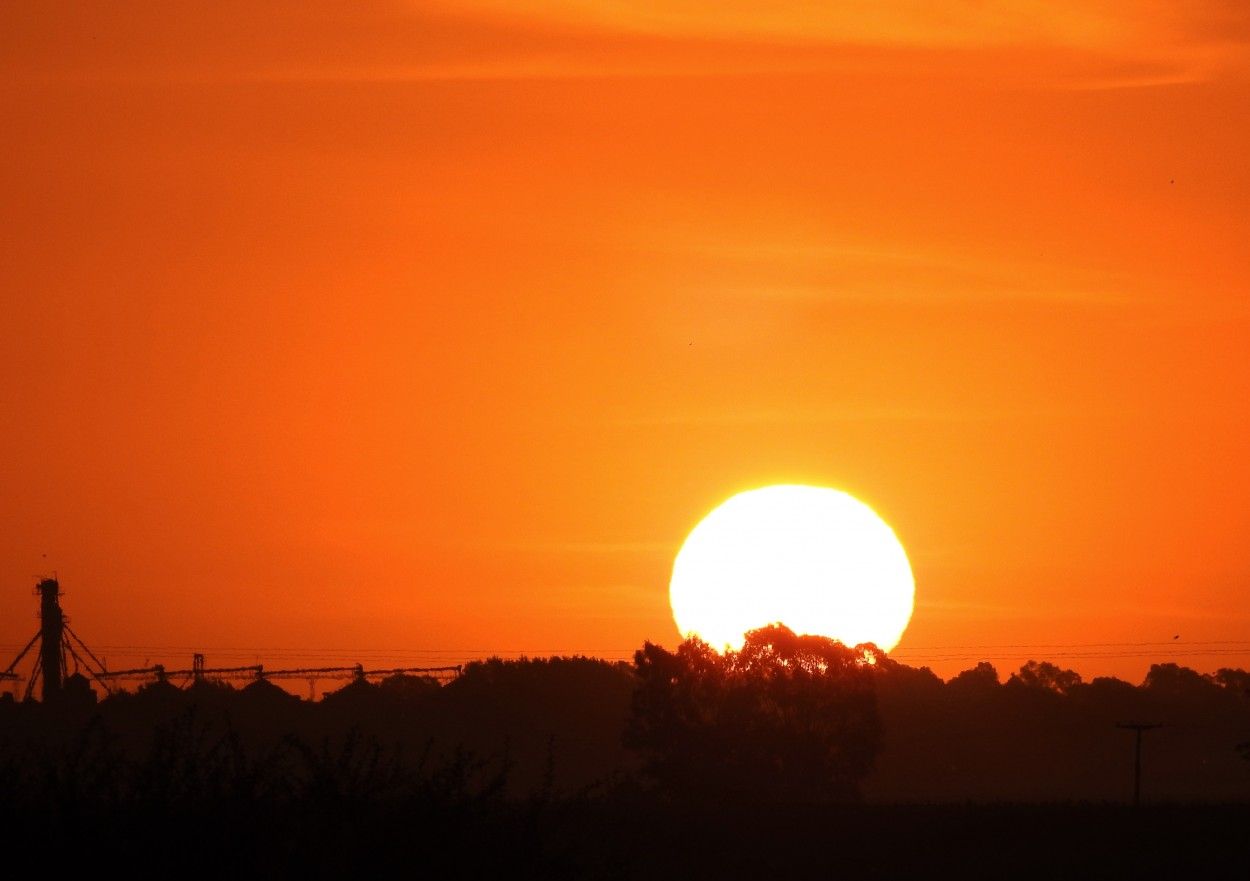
[1117,721,1162,805]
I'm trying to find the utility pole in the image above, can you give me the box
[1117,721,1162,805]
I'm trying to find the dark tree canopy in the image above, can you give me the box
[1007,660,1083,694]
[947,661,1001,694]
[1143,662,1220,696]
[1212,667,1250,695]
[625,624,883,805]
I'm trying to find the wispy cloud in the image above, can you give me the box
[5,1,1245,85]
[503,540,678,556]
[914,596,1237,623]
[463,0,1109,47]
[629,239,1148,309]
[459,1,1250,84]
[913,597,1032,615]
[605,405,1054,428]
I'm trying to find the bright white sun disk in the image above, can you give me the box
[669,484,914,652]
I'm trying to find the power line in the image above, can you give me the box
[8,631,1250,683]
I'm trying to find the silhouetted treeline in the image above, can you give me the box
[868,657,1250,803]
[3,636,1250,877]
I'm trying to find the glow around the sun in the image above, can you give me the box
[669,484,915,652]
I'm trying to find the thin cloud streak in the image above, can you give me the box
[916,597,1235,623]
[503,540,678,556]
[607,226,1187,310]
[459,0,1250,83]
[456,1,1161,48]
[602,402,1243,429]
[4,2,1245,86]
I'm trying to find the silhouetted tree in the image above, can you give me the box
[946,661,1000,694]
[437,655,638,797]
[1007,660,1082,694]
[1211,667,1250,695]
[1142,662,1215,695]
[1087,675,1136,693]
[377,671,443,700]
[625,624,882,805]
[871,655,944,693]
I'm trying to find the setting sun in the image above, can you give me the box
[3,2,1250,871]
[669,485,915,652]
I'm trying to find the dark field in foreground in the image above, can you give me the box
[5,649,1250,878]
[4,793,1247,880]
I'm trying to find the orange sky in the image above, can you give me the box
[3,1,1249,687]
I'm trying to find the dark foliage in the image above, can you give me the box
[4,652,1250,877]
[625,624,882,804]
